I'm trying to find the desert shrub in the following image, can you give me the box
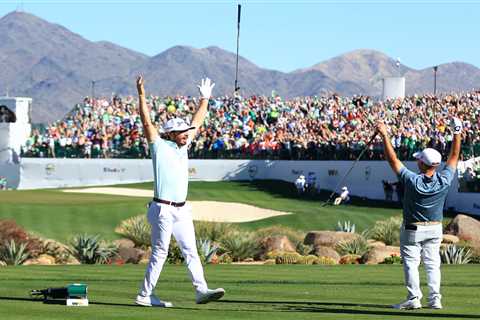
[254,225,304,244]
[468,247,480,264]
[40,239,72,264]
[440,244,472,264]
[0,220,29,244]
[381,253,402,264]
[295,242,314,256]
[442,218,452,233]
[69,234,118,264]
[194,221,238,243]
[371,216,402,245]
[469,255,480,264]
[115,215,150,248]
[219,231,260,262]
[0,240,30,265]
[167,239,184,265]
[217,253,232,264]
[335,220,356,233]
[197,239,219,264]
[0,220,42,257]
[336,232,370,256]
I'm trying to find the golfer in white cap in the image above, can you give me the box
[294,175,306,194]
[134,76,225,307]
[376,117,462,310]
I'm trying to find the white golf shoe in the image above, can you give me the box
[427,297,442,309]
[195,288,225,304]
[392,297,422,309]
[135,294,173,307]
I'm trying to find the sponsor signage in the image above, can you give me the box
[103,167,126,173]
[328,169,338,176]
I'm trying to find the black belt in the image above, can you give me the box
[405,222,441,231]
[153,198,185,207]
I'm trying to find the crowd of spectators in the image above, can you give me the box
[21,91,480,163]
[459,157,480,193]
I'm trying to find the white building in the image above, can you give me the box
[0,96,32,163]
[0,97,32,189]
[382,77,405,100]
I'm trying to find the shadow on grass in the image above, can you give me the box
[0,296,280,313]
[220,299,480,319]
[220,299,390,308]
[281,305,480,319]
[0,296,39,302]
[1,296,478,318]
[0,296,134,307]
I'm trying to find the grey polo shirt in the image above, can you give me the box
[398,165,455,224]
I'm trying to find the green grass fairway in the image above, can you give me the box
[0,181,401,243]
[1,264,479,320]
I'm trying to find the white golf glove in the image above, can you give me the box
[450,117,463,135]
[197,78,215,100]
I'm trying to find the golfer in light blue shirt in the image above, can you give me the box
[376,117,462,310]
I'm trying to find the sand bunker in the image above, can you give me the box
[62,187,291,223]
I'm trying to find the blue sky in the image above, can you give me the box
[0,0,479,72]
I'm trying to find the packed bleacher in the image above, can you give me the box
[21,91,480,163]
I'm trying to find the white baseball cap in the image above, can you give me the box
[162,118,195,133]
[342,186,347,191]
[413,148,442,167]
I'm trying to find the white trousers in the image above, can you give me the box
[400,223,443,301]
[139,202,208,297]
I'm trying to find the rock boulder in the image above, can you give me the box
[313,246,340,263]
[262,235,296,253]
[24,254,56,265]
[362,246,400,265]
[304,231,358,247]
[445,214,480,246]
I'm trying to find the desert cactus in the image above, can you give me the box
[296,255,318,265]
[266,250,285,260]
[313,256,337,265]
[275,252,301,264]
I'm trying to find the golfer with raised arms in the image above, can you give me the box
[376,117,462,310]
[134,76,225,307]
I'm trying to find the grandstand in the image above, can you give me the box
[19,92,480,162]
[0,90,478,215]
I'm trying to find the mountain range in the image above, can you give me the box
[1,11,479,123]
